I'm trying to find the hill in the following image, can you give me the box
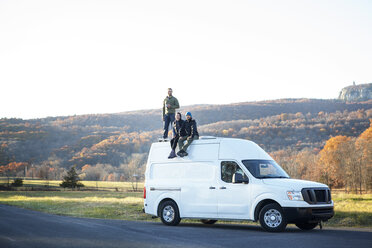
[10,98,371,131]
[0,98,371,180]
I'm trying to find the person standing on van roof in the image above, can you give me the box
[168,112,186,159]
[177,112,199,157]
[162,88,180,139]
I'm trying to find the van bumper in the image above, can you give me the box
[283,207,334,223]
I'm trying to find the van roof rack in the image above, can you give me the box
[158,136,217,142]
[199,136,217,140]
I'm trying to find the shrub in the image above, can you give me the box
[11,178,23,187]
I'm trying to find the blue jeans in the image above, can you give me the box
[163,113,175,138]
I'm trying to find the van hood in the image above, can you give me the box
[262,178,328,190]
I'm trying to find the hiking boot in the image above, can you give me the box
[168,150,177,159]
[183,151,188,156]
[177,150,186,157]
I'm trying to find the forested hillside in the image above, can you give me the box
[0,98,371,186]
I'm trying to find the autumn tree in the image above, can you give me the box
[355,121,372,192]
[0,162,28,187]
[318,136,352,189]
[82,164,113,189]
[120,153,146,191]
[271,149,319,181]
[81,164,91,172]
[47,156,63,180]
[293,149,319,181]
[271,150,297,178]
[38,162,51,187]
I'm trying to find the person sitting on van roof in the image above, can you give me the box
[168,112,186,159]
[177,112,199,157]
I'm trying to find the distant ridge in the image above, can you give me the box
[3,98,371,132]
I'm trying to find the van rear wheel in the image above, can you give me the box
[259,203,287,232]
[295,222,318,230]
[159,200,181,226]
[201,219,217,225]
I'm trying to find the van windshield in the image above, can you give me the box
[241,160,290,179]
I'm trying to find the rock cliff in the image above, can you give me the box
[338,83,372,102]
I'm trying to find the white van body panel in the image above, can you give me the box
[219,139,272,161]
[263,178,326,190]
[216,176,252,219]
[144,137,334,224]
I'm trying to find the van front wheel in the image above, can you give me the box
[159,200,181,226]
[259,203,287,232]
[201,219,217,225]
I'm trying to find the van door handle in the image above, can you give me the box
[209,186,216,189]
[219,186,227,189]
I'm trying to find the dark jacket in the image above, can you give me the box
[184,119,199,138]
[173,119,186,137]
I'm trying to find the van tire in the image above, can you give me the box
[201,219,218,225]
[259,203,287,232]
[159,200,181,226]
[295,222,318,230]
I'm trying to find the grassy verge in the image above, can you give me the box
[0,190,371,228]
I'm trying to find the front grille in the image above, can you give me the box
[301,188,332,205]
[315,190,326,202]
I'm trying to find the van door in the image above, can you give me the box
[217,161,251,219]
[180,162,218,218]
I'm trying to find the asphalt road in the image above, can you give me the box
[0,204,371,248]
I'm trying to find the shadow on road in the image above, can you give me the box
[147,221,372,234]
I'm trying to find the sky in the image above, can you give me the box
[1,0,371,119]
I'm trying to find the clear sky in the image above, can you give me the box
[1,0,371,119]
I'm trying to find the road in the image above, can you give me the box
[0,204,371,248]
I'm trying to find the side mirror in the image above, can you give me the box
[232,173,249,184]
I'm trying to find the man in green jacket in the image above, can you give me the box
[162,88,180,139]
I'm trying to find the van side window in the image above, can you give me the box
[221,161,246,183]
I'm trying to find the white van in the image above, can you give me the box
[143,137,334,232]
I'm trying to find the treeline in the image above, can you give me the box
[271,122,372,193]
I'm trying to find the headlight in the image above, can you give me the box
[287,191,303,201]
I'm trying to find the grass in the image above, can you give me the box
[0,191,152,221]
[0,180,371,228]
[326,193,372,227]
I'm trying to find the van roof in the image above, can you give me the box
[148,136,272,163]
